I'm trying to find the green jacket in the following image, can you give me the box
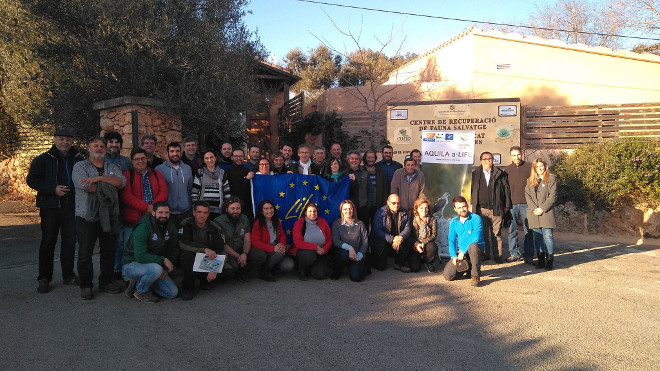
[214,214,251,252]
[122,214,179,265]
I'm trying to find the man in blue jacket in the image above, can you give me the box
[444,196,485,286]
[27,128,84,294]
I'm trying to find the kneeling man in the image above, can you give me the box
[444,196,485,286]
[370,194,414,272]
[179,201,229,300]
[122,201,179,303]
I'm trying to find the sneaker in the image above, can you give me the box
[236,270,248,282]
[298,271,309,281]
[37,279,50,294]
[199,281,214,290]
[80,287,94,300]
[470,276,481,287]
[259,270,276,282]
[134,290,159,303]
[524,258,535,266]
[399,265,411,273]
[494,257,504,264]
[181,290,194,301]
[505,256,521,263]
[425,262,437,273]
[393,264,401,271]
[98,281,123,294]
[62,276,80,285]
[125,279,137,298]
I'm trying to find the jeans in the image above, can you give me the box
[122,261,178,298]
[508,204,533,259]
[38,206,77,281]
[114,224,134,273]
[331,248,367,282]
[533,228,554,255]
[76,217,116,288]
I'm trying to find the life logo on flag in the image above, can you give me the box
[252,173,350,244]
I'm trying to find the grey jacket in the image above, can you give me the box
[72,159,126,223]
[390,168,425,211]
[525,174,557,229]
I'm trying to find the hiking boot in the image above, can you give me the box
[298,270,309,281]
[98,281,123,294]
[494,256,504,264]
[125,279,137,298]
[399,265,411,273]
[524,257,534,266]
[80,287,94,300]
[199,281,214,290]
[425,261,437,273]
[470,276,481,287]
[62,276,80,285]
[37,279,50,294]
[134,290,159,303]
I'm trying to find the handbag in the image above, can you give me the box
[455,259,469,273]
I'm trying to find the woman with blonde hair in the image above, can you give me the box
[330,200,369,281]
[525,158,557,270]
[411,197,439,273]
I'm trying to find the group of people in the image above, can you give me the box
[27,128,557,302]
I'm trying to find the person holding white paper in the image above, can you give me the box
[178,201,229,300]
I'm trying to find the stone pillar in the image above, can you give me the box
[93,96,182,158]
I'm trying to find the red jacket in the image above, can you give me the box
[121,168,168,224]
[251,219,286,253]
[290,217,332,256]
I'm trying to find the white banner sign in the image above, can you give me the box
[421,131,475,164]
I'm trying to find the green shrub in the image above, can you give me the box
[552,138,660,210]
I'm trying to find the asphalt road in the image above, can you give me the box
[1,208,659,370]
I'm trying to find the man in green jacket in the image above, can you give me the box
[214,197,265,282]
[122,201,179,303]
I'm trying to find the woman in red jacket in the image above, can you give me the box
[291,202,332,281]
[250,200,294,282]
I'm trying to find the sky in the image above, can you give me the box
[244,0,553,64]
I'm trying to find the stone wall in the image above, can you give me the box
[0,124,53,200]
[95,97,182,159]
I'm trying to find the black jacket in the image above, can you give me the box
[26,145,83,209]
[470,165,511,217]
[356,166,388,208]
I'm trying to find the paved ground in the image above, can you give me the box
[1,201,659,370]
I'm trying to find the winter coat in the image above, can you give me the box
[525,174,557,229]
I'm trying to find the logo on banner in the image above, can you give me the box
[445,133,454,140]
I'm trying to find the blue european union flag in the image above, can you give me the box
[252,174,350,244]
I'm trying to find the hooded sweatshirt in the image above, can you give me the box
[155,161,193,214]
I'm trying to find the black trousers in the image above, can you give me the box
[76,217,116,288]
[38,206,77,281]
[296,250,329,279]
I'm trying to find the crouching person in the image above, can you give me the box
[179,201,229,300]
[122,201,179,303]
[444,196,485,287]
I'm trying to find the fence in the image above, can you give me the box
[338,111,387,150]
[523,102,660,149]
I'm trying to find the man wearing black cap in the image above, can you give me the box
[27,128,84,294]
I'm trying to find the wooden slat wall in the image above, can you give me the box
[523,102,660,149]
[339,111,387,151]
